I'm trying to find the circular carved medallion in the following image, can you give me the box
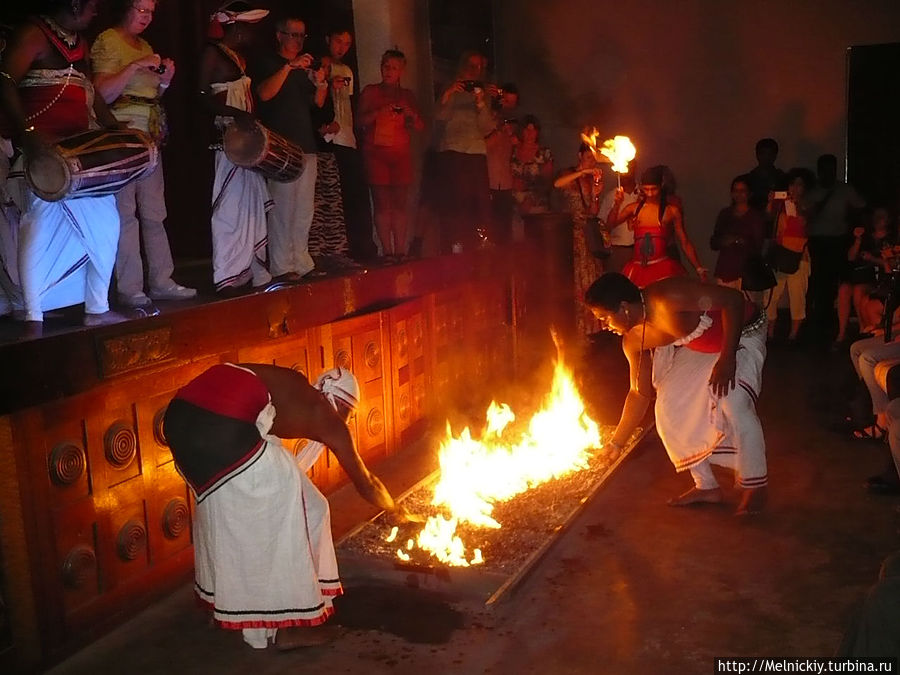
[153,407,168,447]
[364,341,380,369]
[399,393,410,421]
[49,442,86,486]
[116,519,147,561]
[162,498,190,539]
[105,422,136,468]
[335,349,352,370]
[61,544,96,590]
[366,407,384,437]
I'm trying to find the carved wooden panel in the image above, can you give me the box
[148,462,192,563]
[236,335,311,378]
[103,491,149,588]
[42,413,91,508]
[52,498,100,615]
[89,407,141,489]
[355,378,387,463]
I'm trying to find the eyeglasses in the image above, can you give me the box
[278,30,306,40]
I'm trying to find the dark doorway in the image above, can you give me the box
[847,43,900,212]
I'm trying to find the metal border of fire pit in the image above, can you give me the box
[335,424,654,606]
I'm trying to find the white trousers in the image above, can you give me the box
[266,154,317,277]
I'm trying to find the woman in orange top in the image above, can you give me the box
[357,49,424,259]
[765,168,815,342]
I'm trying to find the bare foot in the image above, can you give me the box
[274,624,343,651]
[667,486,723,507]
[735,487,768,516]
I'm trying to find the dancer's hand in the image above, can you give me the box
[709,354,736,397]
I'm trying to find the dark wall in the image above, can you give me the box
[494,0,900,264]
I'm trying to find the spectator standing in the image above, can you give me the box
[709,175,767,297]
[599,169,638,273]
[357,49,424,259]
[510,114,553,215]
[807,153,866,339]
[484,83,519,244]
[433,51,495,252]
[766,168,814,342]
[91,0,196,313]
[745,138,788,213]
[323,27,377,261]
[249,14,326,282]
[554,143,605,337]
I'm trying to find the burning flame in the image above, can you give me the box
[600,136,636,174]
[396,340,607,567]
[579,128,636,175]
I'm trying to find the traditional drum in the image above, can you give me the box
[223,121,304,182]
[25,128,159,202]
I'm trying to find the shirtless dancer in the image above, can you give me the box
[586,273,768,515]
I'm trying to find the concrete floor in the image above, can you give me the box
[46,333,899,675]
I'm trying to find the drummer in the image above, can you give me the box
[0,0,126,330]
[91,0,197,315]
[199,1,272,296]
[248,13,328,282]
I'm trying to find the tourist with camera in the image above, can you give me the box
[92,0,196,314]
[433,51,496,253]
[357,49,424,259]
[248,13,327,282]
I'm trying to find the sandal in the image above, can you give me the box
[852,424,886,441]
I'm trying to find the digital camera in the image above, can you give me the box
[461,79,483,92]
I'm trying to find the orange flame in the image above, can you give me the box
[600,136,636,174]
[394,339,611,567]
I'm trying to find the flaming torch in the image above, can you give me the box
[580,129,637,188]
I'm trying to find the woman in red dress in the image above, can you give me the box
[606,166,707,287]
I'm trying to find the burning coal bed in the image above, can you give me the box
[339,425,630,576]
[339,347,644,590]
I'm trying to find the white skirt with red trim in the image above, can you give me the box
[193,439,342,648]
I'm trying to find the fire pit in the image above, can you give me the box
[336,424,647,604]
[336,341,650,604]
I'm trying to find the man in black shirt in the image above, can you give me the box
[746,137,787,213]
[249,15,327,281]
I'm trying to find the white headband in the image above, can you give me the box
[210,8,270,25]
[315,368,360,412]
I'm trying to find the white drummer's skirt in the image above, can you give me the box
[7,159,118,321]
[193,439,342,649]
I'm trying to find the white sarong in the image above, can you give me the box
[652,316,768,488]
[210,76,271,291]
[193,404,341,649]
[7,158,118,321]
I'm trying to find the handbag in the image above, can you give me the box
[741,254,776,291]
[583,216,611,259]
[766,243,803,274]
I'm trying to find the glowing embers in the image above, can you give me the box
[389,347,610,567]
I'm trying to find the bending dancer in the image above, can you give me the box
[199,1,272,295]
[0,0,124,329]
[605,166,707,288]
[585,273,768,514]
[164,364,410,651]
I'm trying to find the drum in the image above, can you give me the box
[25,128,159,202]
[223,121,304,182]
